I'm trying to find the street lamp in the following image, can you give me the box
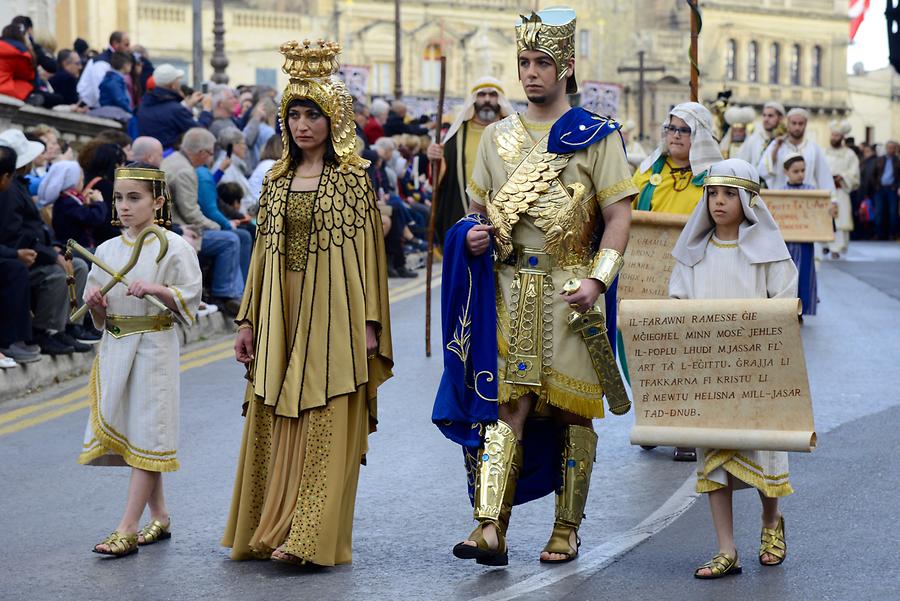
[211,0,229,84]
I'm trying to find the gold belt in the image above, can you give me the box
[105,314,174,338]
[506,244,587,272]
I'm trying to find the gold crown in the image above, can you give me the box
[516,9,576,82]
[280,39,341,81]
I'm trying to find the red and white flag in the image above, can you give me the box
[849,0,871,41]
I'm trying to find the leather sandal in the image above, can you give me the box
[453,522,508,566]
[539,523,580,564]
[694,551,742,579]
[271,547,312,568]
[137,518,171,545]
[92,531,139,557]
[759,516,787,566]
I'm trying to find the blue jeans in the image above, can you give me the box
[233,226,252,280]
[200,230,244,299]
[874,187,899,239]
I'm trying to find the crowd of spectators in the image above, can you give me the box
[845,138,900,241]
[0,16,442,369]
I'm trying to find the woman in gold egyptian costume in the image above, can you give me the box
[222,39,393,567]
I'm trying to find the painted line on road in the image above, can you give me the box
[0,340,234,427]
[0,346,240,437]
[467,474,700,601]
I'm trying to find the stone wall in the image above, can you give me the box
[0,95,122,144]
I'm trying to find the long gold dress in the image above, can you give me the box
[221,164,393,565]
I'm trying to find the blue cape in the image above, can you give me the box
[548,107,623,155]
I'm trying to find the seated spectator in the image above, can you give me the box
[217,181,255,239]
[0,23,35,102]
[41,160,108,249]
[96,51,133,119]
[384,100,431,137]
[161,127,244,314]
[48,48,82,105]
[248,134,282,203]
[11,16,56,75]
[130,135,163,167]
[208,85,243,138]
[0,129,95,355]
[137,63,212,150]
[82,142,127,244]
[196,152,252,280]
[213,126,255,213]
[0,144,40,365]
[365,98,389,144]
[77,31,130,108]
[243,96,277,170]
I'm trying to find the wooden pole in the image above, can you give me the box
[688,0,700,102]
[425,56,447,358]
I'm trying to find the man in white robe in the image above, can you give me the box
[737,101,784,183]
[824,120,860,258]
[757,107,834,191]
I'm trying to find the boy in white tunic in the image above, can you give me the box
[668,158,799,579]
[78,164,202,558]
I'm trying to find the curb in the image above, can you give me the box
[0,312,235,403]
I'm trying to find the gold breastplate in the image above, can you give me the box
[286,191,316,271]
[487,115,587,263]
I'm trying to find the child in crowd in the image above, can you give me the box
[216,181,255,239]
[779,153,818,316]
[98,51,134,115]
[40,160,109,249]
[80,164,201,558]
[669,158,799,579]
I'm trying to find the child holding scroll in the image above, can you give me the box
[668,158,799,579]
[779,153,818,317]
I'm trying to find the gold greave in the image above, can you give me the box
[555,424,598,528]
[473,420,518,524]
[498,443,524,534]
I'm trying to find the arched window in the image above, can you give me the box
[747,41,758,82]
[769,42,781,84]
[811,45,823,87]
[790,44,801,85]
[725,39,737,81]
[421,43,441,91]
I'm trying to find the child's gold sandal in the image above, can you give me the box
[694,551,742,579]
[138,518,172,545]
[759,516,786,566]
[92,531,139,557]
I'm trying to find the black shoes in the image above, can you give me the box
[68,323,102,344]
[33,331,74,356]
[209,297,242,317]
[53,331,92,353]
[388,265,418,279]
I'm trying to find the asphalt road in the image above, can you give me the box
[0,242,897,601]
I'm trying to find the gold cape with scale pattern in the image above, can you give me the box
[236,164,393,419]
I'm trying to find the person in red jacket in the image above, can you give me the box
[0,24,35,101]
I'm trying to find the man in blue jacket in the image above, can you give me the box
[137,64,212,150]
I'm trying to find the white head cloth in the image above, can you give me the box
[782,151,804,169]
[442,76,514,143]
[671,158,791,267]
[829,120,852,136]
[638,101,722,175]
[724,106,755,127]
[786,107,810,120]
[37,160,83,208]
[764,100,786,116]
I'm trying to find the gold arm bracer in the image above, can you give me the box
[588,248,624,291]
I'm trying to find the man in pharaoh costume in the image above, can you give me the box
[719,106,755,159]
[428,76,515,245]
[223,40,394,567]
[433,7,636,566]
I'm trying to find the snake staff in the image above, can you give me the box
[66,225,175,324]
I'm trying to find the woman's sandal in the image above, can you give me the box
[271,547,319,569]
[138,518,171,545]
[92,531,139,557]
[452,522,508,567]
[539,523,580,564]
[694,551,742,579]
[759,515,787,566]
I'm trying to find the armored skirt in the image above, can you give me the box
[78,231,202,472]
[222,167,393,566]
